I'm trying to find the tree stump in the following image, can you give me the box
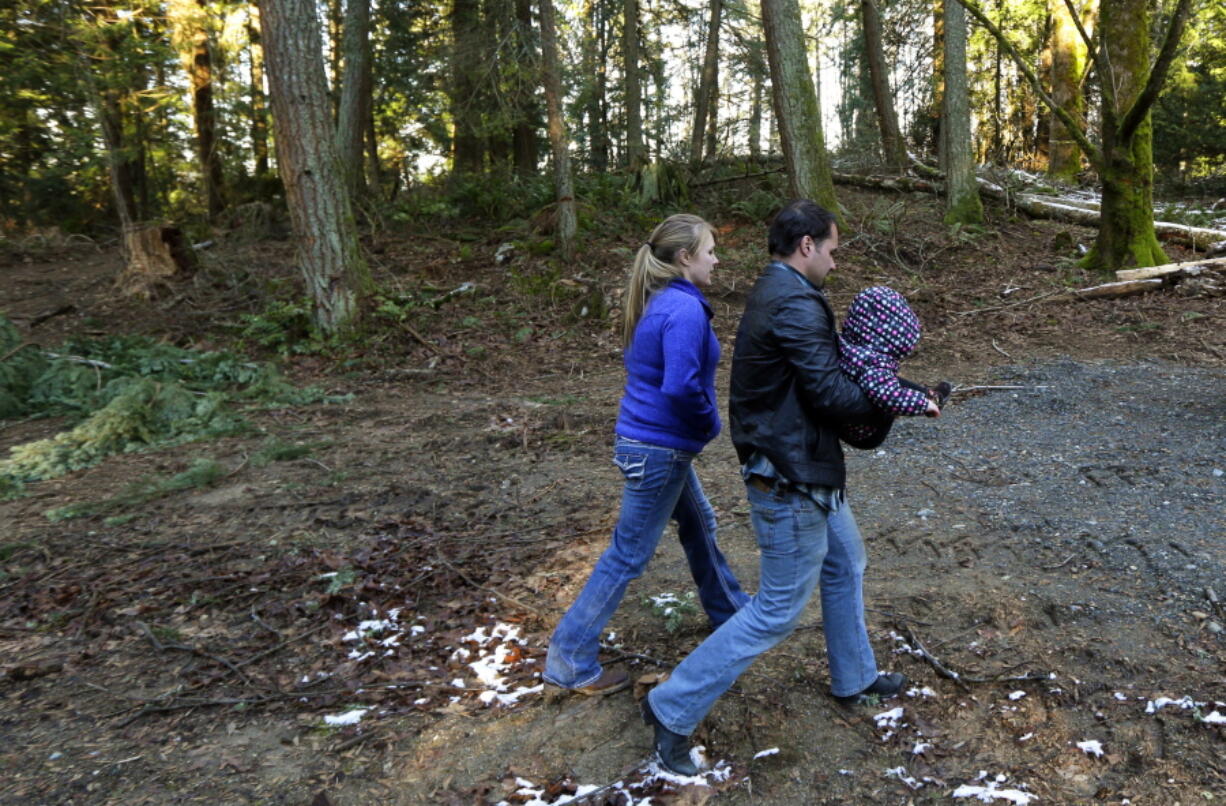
[116,224,198,299]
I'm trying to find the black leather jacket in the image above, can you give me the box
[729,262,877,489]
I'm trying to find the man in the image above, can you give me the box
[641,200,907,775]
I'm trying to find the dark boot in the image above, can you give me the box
[833,672,908,706]
[641,695,699,775]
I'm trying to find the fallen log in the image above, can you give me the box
[829,169,1226,251]
[1115,256,1226,281]
[1047,278,1164,302]
[832,172,942,194]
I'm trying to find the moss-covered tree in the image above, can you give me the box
[958,0,1196,271]
[942,0,983,224]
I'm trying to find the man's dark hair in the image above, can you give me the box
[768,200,836,257]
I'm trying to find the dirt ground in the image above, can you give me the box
[2,188,1224,805]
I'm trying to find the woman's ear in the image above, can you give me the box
[676,248,690,266]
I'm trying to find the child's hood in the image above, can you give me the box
[841,285,921,359]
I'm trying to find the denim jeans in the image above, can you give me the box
[544,437,749,688]
[646,482,879,736]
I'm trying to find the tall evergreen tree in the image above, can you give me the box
[539,0,576,260]
[861,0,907,171]
[450,0,483,174]
[691,0,723,167]
[336,0,372,197]
[256,0,372,332]
[760,0,840,217]
[942,0,983,224]
[623,0,645,168]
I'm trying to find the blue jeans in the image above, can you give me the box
[544,437,749,688]
[647,483,879,735]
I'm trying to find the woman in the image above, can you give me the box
[543,213,749,696]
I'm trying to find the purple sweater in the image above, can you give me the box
[838,286,929,416]
[615,279,721,453]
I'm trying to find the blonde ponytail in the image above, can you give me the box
[622,214,712,347]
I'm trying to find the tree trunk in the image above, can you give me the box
[583,0,610,171]
[257,0,372,333]
[927,0,945,162]
[1083,0,1167,270]
[450,0,484,175]
[336,0,372,198]
[247,16,271,179]
[691,0,715,165]
[690,0,723,166]
[512,0,540,176]
[623,0,644,169]
[79,2,142,231]
[941,0,983,224]
[760,0,840,218]
[749,46,764,161]
[1047,0,1091,180]
[539,0,576,261]
[705,54,720,161]
[860,0,906,172]
[181,1,225,217]
[116,225,199,298]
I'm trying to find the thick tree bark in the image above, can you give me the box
[760,0,840,218]
[336,0,372,198]
[539,0,576,261]
[450,0,484,175]
[623,0,644,168]
[941,0,983,224]
[257,0,372,333]
[1047,0,1091,180]
[860,0,906,172]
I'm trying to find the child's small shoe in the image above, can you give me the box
[928,382,952,408]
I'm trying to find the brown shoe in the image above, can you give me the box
[572,668,630,697]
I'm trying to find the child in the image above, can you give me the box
[837,285,950,449]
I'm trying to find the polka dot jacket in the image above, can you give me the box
[838,286,929,418]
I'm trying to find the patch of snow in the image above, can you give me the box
[1146,695,1204,714]
[1077,739,1104,757]
[753,747,780,759]
[323,708,368,726]
[885,766,924,789]
[1008,690,1026,700]
[952,773,1036,804]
